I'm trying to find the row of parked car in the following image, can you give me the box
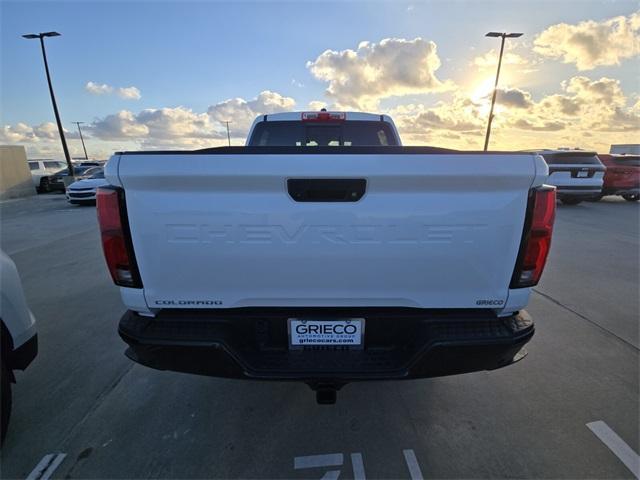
[28,159,107,204]
[28,159,104,193]
[535,150,639,205]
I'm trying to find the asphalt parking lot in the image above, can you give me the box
[0,193,638,479]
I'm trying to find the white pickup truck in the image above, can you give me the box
[98,111,555,404]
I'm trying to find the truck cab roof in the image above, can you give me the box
[257,111,391,122]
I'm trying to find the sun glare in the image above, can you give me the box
[471,77,495,116]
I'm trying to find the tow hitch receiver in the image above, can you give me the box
[308,382,344,405]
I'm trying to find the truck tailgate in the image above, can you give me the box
[113,151,538,309]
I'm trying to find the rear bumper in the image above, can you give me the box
[119,308,534,382]
[556,186,602,197]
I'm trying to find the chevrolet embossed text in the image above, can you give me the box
[166,224,486,245]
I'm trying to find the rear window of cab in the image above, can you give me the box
[248,121,399,147]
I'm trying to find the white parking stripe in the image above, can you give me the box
[402,449,424,480]
[40,454,67,480]
[25,455,54,480]
[294,453,343,469]
[587,421,640,479]
[26,453,67,480]
[351,452,366,480]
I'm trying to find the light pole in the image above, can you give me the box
[483,31,523,151]
[224,121,231,146]
[22,31,74,177]
[73,121,89,160]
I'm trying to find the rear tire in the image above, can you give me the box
[39,178,51,193]
[622,194,639,202]
[1,363,11,446]
[560,198,582,205]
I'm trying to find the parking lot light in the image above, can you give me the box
[483,31,524,151]
[73,122,89,160]
[22,31,74,178]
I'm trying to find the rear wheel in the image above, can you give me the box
[622,194,639,202]
[1,363,11,446]
[39,178,50,193]
[560,198,582,205]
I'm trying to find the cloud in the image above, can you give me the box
[561,75,626,106]
[89,107,221,142]
[473,48,538,73]
[389,94,486,141]
[307,37,453,109]
[86,91,295,145]
[308,100,327,111]
[136,107,216,139]
[533,12,640,70]
[89,111,149,140]
[85,81,141,100]
[390,73,638,150]
[512,119,566,131]
[5,74,637,157]
[506,76,634,133]
[117,86,141,100]
[496,87,533,109]
[537,94,582,116]
[207,90,295,135]
[85,81,113,95]
[0,122,79,143]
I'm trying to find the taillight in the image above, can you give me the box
[511,186,556,288]
[96,187,142,288]
[301,111,346,122]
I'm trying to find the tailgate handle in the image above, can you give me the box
[287,179,366,202]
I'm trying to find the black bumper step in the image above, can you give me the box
[119,308,534,382]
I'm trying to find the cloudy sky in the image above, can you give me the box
[1,0,638,159]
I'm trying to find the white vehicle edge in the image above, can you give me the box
[0,250,37,443]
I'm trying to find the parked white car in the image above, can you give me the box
[0,250,37,443]
[66,169,108,204]
[27,159,67,192]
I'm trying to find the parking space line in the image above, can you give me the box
[26,453,67,480]
[294,453,343,469]
[351,453,365,479]
[587,421,640,479]
[402,449,424,480]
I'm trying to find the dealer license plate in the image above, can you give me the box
[577,170,589,178]
[288,318,365,350]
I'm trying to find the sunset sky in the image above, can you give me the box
[1,0,638,159]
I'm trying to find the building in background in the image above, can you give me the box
[0,146,36,200]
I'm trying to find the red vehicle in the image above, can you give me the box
[597,154,640,202]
